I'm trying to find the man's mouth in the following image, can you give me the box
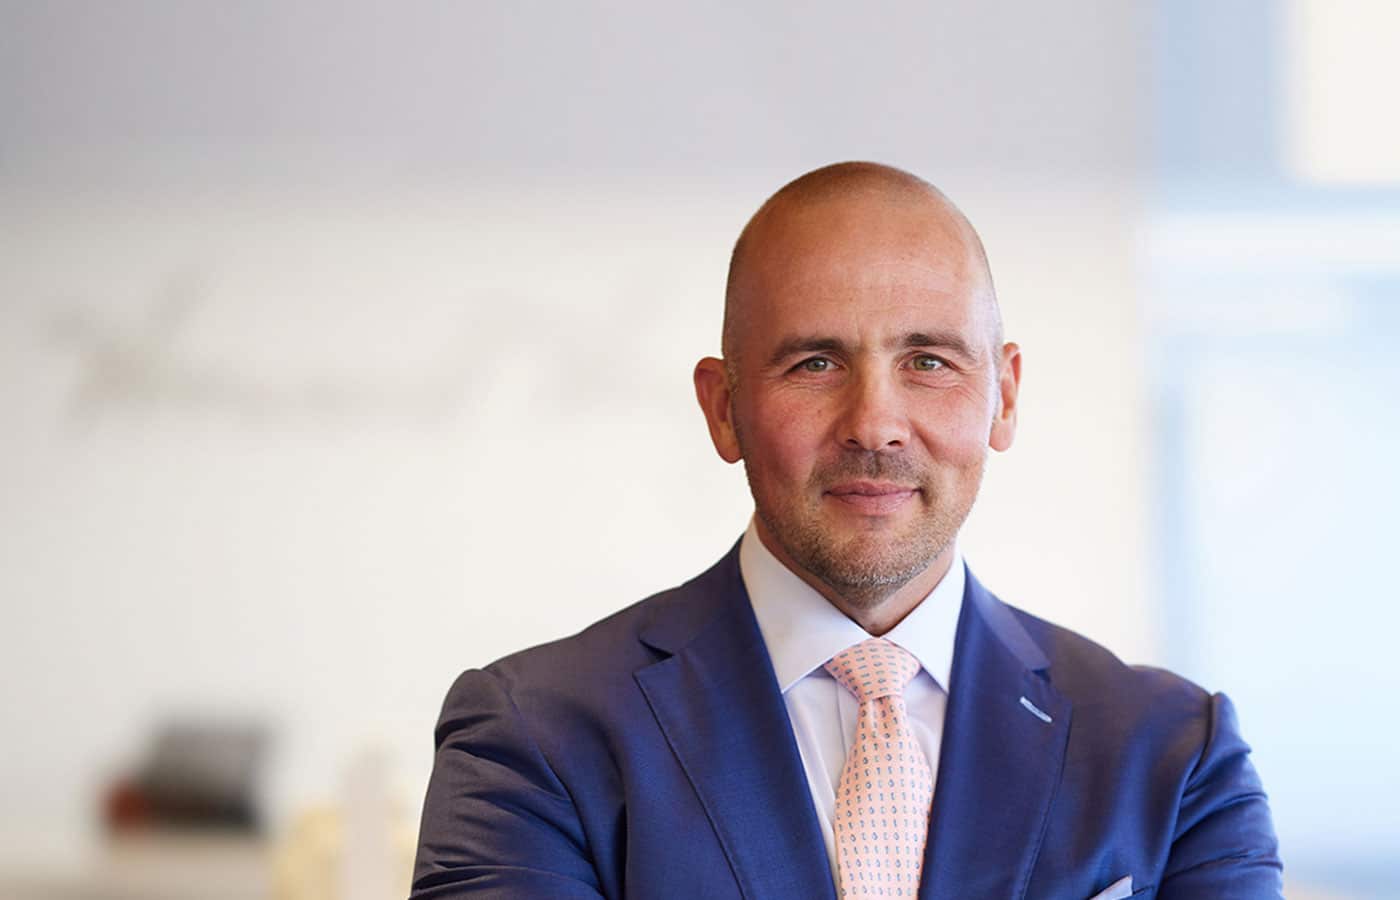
[824,481,919,514]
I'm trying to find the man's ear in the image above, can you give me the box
[693,357,743,463]
[989,342,1021,452]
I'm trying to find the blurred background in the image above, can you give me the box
[1,1,1396,898]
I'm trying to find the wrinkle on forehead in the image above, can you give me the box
[728,225,998,371]
[761,258,969,298]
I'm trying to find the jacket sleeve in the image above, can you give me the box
[1155,691,1284,899]
[409,668,607,899]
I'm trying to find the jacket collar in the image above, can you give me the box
[634,545,1069,900]
[635,543,838,900]
[919,566,1070,899]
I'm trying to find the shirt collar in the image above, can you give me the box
[740,518,963,693]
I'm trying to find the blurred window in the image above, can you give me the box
[1149,2,1400,894]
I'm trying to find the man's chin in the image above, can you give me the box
[804,543,934,601]
[755,506,950,600]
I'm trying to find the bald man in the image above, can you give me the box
[411,163,1283,900]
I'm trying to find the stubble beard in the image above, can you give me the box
[745,450,985,610]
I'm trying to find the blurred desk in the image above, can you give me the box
[0,831,270,900]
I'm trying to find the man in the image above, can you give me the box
[411,163,1283,899]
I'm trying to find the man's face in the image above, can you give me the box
[700,198,1019,606]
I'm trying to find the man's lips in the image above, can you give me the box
[824,481,919,514]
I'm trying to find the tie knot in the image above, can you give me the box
[823,637,921,702]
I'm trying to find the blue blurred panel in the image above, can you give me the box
[1152,0,1286,182]
[1153,281,1400,894]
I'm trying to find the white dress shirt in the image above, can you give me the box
[738,520,964,882]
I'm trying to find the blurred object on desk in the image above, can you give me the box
[0,742,413,900]
[273,747,415,900]
[104,719,268,834]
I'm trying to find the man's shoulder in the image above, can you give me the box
[998,592,1280,888]
[487,584,679,686]
[1000,598,1222,748]
[450,545,745,714]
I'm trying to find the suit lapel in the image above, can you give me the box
[920,569,1071,900]
[634,550,837,900]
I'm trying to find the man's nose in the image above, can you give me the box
[837,370,910,451]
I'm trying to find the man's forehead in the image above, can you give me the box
[738,259,997,365]
[759,257,969,297]
[763,303,984,344]
[752,250,987,322]
[737,199,984,301]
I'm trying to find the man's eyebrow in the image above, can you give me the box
[900,331,981,361]
[766,336,849,367]
[765,331,982,367]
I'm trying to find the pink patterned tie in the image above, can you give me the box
[824,638,933,899]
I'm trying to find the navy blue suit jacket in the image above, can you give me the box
[411,545,1283,898]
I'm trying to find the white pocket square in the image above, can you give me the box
[1089,875,1133,900]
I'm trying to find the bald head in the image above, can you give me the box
[722,162,1000,374]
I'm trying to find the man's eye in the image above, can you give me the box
[912,355,945,371]
[798,358,832,373]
